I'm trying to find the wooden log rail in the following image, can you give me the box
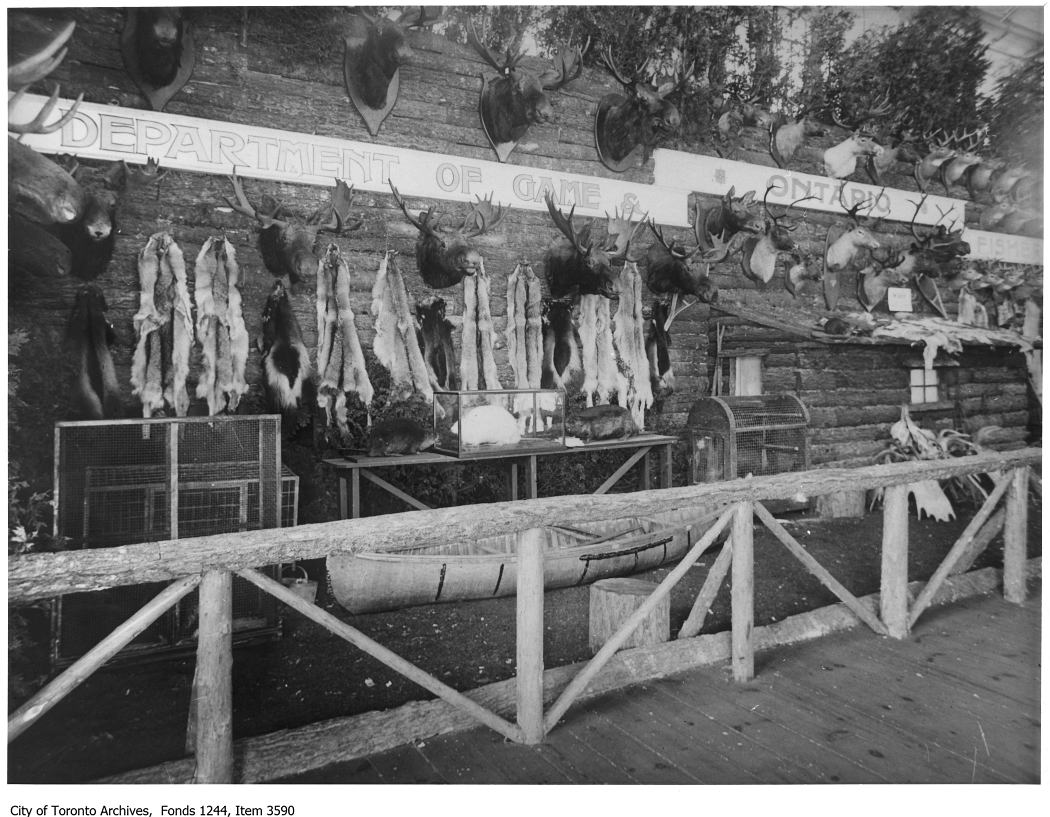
[7,447,1041,781]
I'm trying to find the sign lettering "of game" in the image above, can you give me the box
[13,93,690,226]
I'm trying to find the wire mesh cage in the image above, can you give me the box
[686,395,810,483]
[50,416,297,667]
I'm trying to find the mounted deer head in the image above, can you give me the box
[700,187,765,245]
[823,183,885,309]
[120,7,196,111]
[914,129,959,193]
[469,21,587,162]
[769,107,828,168]
[740,185,814,286]
[937,127,986,195]
[226,169,360,286]
[823,93,891,180]
[856,247,910,312]
[595,47,694,171]
[963,156,1006,199]
[390,182,509,289]
[544,192,627,300]
[8,14,86,226]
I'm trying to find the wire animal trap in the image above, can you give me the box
[50,416,297,667]
[686,395,810,483]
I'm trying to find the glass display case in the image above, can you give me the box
[433,389,566,458]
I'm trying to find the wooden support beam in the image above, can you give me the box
[515,528,545,744]
[880,485,910,639]
[908,476,1011,628]
[594,447,650,495]
[7,575,200,743]
[1003,467,1030,604]
[193,570,234,784]
[730,501,755,682]
[360,469,432,512]
[542,506,734,733]
[658,442,673,489]
[949,509,1005,576]
[753,501,888,636]
[677,540,733,639]
[236,568,523,744]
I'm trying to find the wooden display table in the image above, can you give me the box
[324,434,677,518]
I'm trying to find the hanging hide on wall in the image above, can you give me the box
[578,293,619,407]
[416,296,458,392]
[67,285,122,420]
[611,261,653,429]
[316,243,374,433]
[371,251,433,404]
[460,258,501,391]
[259,280,311,415]
[193,236,248,415]
[540,298,580,391]
[504,261,544,388]
[130,232,194,417]
[120,8,196,111]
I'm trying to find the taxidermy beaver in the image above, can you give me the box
[566,404,639,441]
[367,417,437,456]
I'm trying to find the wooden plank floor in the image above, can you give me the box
[274,589,1041,784]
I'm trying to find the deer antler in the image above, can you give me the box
[763,184,816,229]
[837,181,884,225]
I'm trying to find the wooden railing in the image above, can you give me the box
[7,447,1041,782]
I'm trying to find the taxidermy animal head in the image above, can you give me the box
[935,127,986,195]
[225,170,361,286]
[864,124,923,186]
[823,92,892,180]
[824,183,884,272]
[120,7,195,111]
[769,107,828,168]
[644,211,728,304]
[544,192,628,300]
[740,185,814,286]
[468,20,587,161]
[595,46,694,171]
[701,187,765,244]
[8,14,86,226]
[259,280,311,414]
[389,181,509,289]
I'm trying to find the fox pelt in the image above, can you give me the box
[611,261,653,429]
[194,236,249,415]
[371,251,433,404]
[130,232,194,417]
[460,257,501,390]
[67,285,123,420]
[505,261,544,388]
[316,243,374,433]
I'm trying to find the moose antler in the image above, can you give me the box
[461,191,510,236]
[539,37,590,91]
[599,46,647,90]
[545,192,591,256]
[8,16,83,135]
[389,180,442,239]
[467,18,523,74]
[225,169,288,229]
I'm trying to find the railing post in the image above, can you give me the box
[193,569,234,783]
[516,528,545,744]
[1003,467,1029,604]
[731,500,754,682]
[880,485,910,638]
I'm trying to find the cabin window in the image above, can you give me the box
[718,355,763,396]
[909,367,940,404]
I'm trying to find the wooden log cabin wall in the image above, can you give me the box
[9,7,1042,498]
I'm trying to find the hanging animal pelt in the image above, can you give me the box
[611,261,653,428]
[371,251,433,403]
[460,258,502,390]
[67,285,122,420]
[130,232,194,417]
[504,261,544,388]
[316,243,374,432]
[540,299,581,391]
[260,280,311,414]
[578,293,619,407]
[194,236,248,415]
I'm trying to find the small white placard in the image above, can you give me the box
[887,287,914,312]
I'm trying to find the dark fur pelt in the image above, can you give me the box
[67,285,123,420]
[260,280,312,417]
[134,7,185,88]
[540,298,580,390]
[416,296,457,391]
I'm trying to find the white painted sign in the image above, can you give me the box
[887,287,914,312]
[13,93,691,226]
[962,228,1044,266]
[653,147,965,228]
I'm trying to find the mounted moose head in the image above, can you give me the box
[740,185,814,287]
[823,94,892,180]
[544,192,628,300]
[595,47,694,171]
[700,187,765,244]
[120,7,195,111]
[769,107,828,168]
[823,184,885,309]
[390,182,509,289]
[225,169,360,287]
[469,21,587,162]
[644,212,727,305]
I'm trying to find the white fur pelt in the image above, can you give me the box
[578,294,619,407]
[194,237,248,415]
[131,232,194,417]
[317,244,374,432]
[612,261,652,429]
[371,251,433,403]
[461,259,502,390]
[505,262,544,389]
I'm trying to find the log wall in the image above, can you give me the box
[8,8,1040,491]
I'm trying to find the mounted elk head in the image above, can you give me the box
[226,169,360,287]
[390,182,509,289]
[769,107,828,168]
[8,14,86,226]
[120,7,195,111]
[469,21,587,162]
[740,185,814,287]
[544,192,627,300]
[595,47,694,171]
